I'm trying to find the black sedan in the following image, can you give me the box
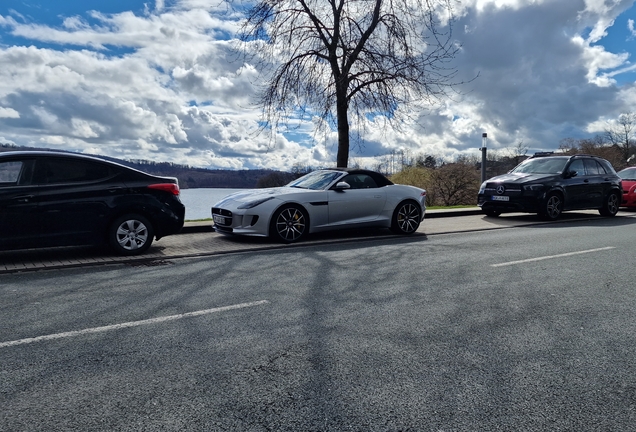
[478,153,622,220]
[0,151,185,255]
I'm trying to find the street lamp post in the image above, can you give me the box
[480,133,488,183]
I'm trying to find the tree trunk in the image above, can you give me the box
[335,83,350,168]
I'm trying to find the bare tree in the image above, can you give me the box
[605,112,636,164]
[559,135,624,169]
[240,0,462,167]
[429,162,480,206]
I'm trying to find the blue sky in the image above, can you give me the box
[1,0,636,170]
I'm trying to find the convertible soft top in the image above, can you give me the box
[323,168,394,187]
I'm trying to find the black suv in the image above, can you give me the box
[0,151,185,255]
[478,153,622,220]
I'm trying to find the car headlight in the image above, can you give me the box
[237,197,274,209]
[478,181,487,194]
[523,184,545,192]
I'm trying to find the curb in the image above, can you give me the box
[180,208,483,234]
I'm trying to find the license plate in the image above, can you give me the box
[213,215,226,225]
[492,195,509,202]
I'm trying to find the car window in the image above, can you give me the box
[0,161,23,184]
[340,174,377,189]
[511,157,568,174]
[36,158,114,184]
[584,159,605,175]
[598,159,617,174]
[568,159,586,175]
[0,160,36,186]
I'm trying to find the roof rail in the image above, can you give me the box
[531,151,554,158]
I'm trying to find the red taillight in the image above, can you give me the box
[147,183,180,196]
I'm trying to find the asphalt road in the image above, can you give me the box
[2,212,636,431]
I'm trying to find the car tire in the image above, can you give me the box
[109,214,154,255]
[539,193,563,221]
[390,201,421,234]
[484,209,501,217]
[270,205,308,243]
[599,191,620,217]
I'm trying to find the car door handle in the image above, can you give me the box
[584,179,589,183]
[13,195,34,203]
[108,187,124,193]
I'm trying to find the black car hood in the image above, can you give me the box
[487,172,558,184]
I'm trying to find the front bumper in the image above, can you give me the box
[211,207,269,237]
[478,193,543,213]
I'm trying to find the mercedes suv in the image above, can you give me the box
[478,153,622,220]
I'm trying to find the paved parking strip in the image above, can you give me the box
[1,209,634,274]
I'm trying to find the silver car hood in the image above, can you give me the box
[214,187,301,207]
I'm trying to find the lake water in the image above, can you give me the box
[179,188,248,220]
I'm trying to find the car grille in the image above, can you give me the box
[213,208,232,217]
[483,184,522,195]
[212,207,232,226]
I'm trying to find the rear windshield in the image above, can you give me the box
[511,157,568,174]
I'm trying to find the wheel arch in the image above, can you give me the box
[542,187,566,207]
[267,201,311,237]
[103,206,159,242]
[393,198,423,218]
[390,198,423,234]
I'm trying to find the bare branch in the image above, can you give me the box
[239,0,465,167]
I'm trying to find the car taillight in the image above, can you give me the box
[148,183,180,196]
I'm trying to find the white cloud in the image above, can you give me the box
[0,0,635,170]
[0,107,19,118]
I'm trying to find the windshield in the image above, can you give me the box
[286,170,344,190]
[510,157,568,174]
[618,167,636,180]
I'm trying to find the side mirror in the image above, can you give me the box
[334,181,351,191]
[565,170,578,179]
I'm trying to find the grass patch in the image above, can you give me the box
[427,205,478,210]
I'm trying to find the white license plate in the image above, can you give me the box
[213,215,226,225]
[492,195,509,202]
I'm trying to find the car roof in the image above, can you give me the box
[0,150,172,180]
[1,150,110,162]
[320,167,394,186]
[0,150,140,170]
[529,152,607,161]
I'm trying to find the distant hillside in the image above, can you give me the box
[0,143,294,189]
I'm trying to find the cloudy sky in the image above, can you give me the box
[1,0,636,170]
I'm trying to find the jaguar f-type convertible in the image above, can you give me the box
[211,168,426,243]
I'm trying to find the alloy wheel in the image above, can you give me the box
[395,203,421,234]
[116,219,150,251]
[544,195,562,220]
[275,207,307,242]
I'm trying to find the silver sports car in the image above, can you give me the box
[211,168,426,243]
